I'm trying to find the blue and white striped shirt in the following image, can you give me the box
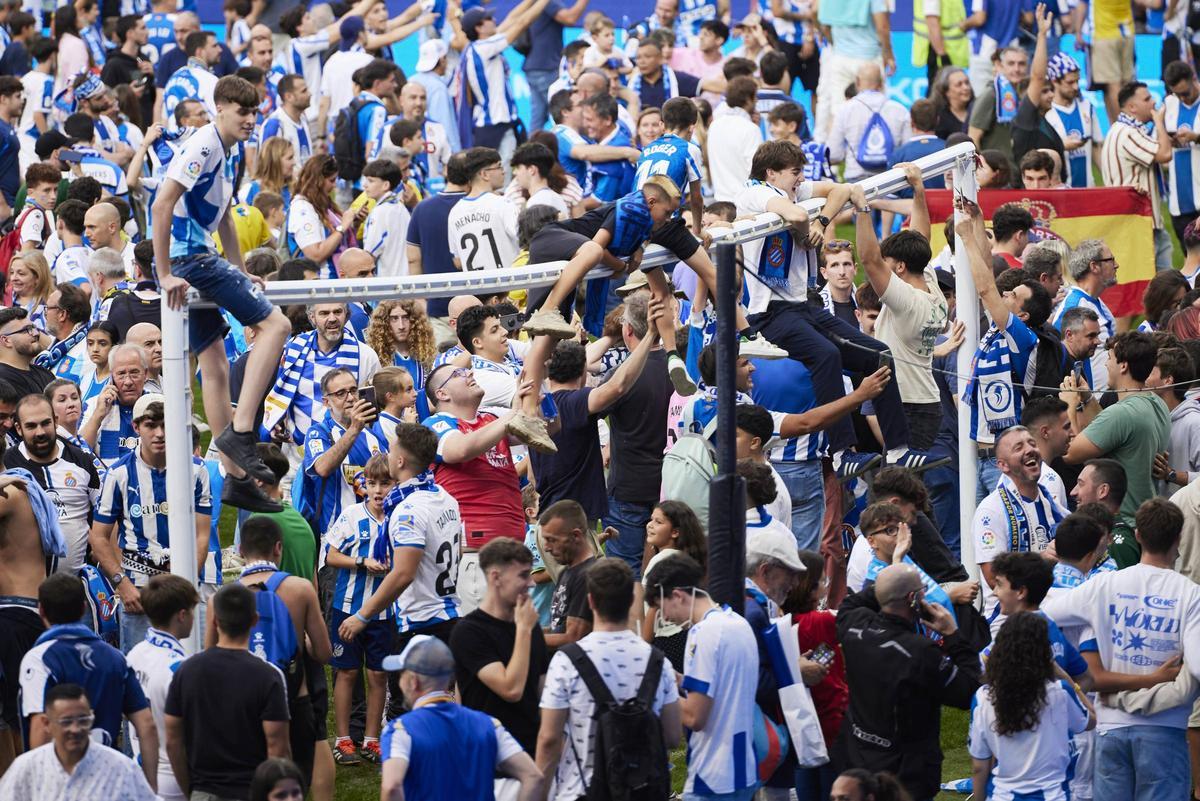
[461,33,517,128]
[299,412,387,534]
[1050,286,1114,392]
[325,503,391,619]
[258,107,313,163]
[163,63,218,131]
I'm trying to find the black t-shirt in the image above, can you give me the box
[0,363,54,398]
[934,103,970,142]
[831,299,858,328]
[165,647,290,800]
[100,50,154,125]
[529,387,607,521]
[549,556,596,634]
[1012,95,1065,179]
[449,609,549,754]
[607,349,672,504]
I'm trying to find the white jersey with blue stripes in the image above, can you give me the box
[325,503,392,620]
[1165,92,1200,217]
[388,478,463,632]
[162,64,218,132]
[164,123,243,258]
[1050,286,1114,392]
[19,72,53,140]
[258,107,313,163]
[276,31,331,95]
[461,33,517,127]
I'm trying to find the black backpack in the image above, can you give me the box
[332,96,379,183]
[562,643,670,801]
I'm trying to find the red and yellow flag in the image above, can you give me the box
[925,188,1155,318]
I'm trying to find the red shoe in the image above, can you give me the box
[333,738,361,765]
[361,740,382,764]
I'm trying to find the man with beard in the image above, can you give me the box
[972,425,1069,625]
[1044,53,1103,189]
[0,308,54,398]
[79,343,149,462]
[4,395,100,574]
[259,74,314,165]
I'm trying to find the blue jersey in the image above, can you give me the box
[298,411,387,534]
[677,0,720,42]
[636,133,701,195]
[325,503,391,619]
[749,357,827,462]
[95,449,212,583]
[165,124,243,258]
[82,398,137,463]
[586,127,636,202]
[142,12,176,64]
[354,92,389,173]
[553,123,590,188]
[75,151,129,200]
[20,623,149,745]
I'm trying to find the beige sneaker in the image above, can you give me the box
[522,308,577,340]
[507,413,558,453]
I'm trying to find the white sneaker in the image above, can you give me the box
[668,353,697,396]
[739,333,789,360]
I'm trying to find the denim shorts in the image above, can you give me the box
[171,253,274,353]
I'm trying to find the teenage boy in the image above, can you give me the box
[636,97,704,234]
[17,162,58,254]
[325,454,394,765]
[360,159,411,277]
[150,74,293,512]
[447,147,519,273]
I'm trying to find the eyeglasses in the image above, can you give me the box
[53,713,95,730]
[1093,257,1116,264]
[824,239,853,251]
[324,385,359,401]
[43,305,61,313]
[1,324,37,339]
[865,524,900,537]
[434,366,471,394]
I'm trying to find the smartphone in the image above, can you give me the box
[811,642,835,668]
[878,349,894,373]
[59,150,85,164]
[1072,361,1084,383]
[359,385,377,409]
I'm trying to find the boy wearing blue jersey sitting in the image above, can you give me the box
[151,75,293,513]
[325,454,395,766]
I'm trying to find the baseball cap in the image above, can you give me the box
[35,130,74,161]
[416,39,448,73]
[746,526,806,573]
[381,634,456,675]
[461,7,493,39]
[614,270,687,299]
[132,393,167,422]
[934,268,955,292]
[339,15,365,50]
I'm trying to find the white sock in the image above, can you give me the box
[886,447,909,463]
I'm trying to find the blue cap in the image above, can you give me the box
[339,15,366,50]
[462,7,493,39]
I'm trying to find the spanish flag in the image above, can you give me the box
[925,188,1155,318]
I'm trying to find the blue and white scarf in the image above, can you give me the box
[33,323,89,372]
[263,329,362,443]
[818,284,856,315]
[963,325,1022,435]
[629,66,679,101]
[995,75,1020,124]
[745,180,798,287]
[995,483,1034,553]
[1052,561,1086,589]
[374,470,438,562]
[685,384,754,440]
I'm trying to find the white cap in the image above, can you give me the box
[132,393,166,421]
[746,525,806,572]
[416,40,449,73]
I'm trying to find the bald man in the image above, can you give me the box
[828,63,912,183]
[433,295,484,363]
[834,562,980,800]
[125,323,164,392]
[398,83,450,181]
[83,203,136,278]
[337,248,376,339]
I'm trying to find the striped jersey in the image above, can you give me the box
[162,64,218,131]
[353,92,389,166]
[968,315,1041,444]
[1051,286,1114,392]
[1046,98,1102,188]
[126,627,187,779]
[973,483,1067,619]
[165,123,243,258]
[749,357,828,462]
[386,475,463,631]
[80,396,140,462]
[1100,120,1165,228]
[362,192,411,277]
[676,0,720,43]
[636,133,702,194]
[18,72,53,140]
[276,31,331,95]
[258,108,313,163]
[325,503,391,619]
[1165,92,1200,216]
[299,412,387,535]
[95,449,212,585]
[461,34,517,127]
[71,149,130,199]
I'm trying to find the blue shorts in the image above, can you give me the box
[171,253,274,353]
[328,608,392,671]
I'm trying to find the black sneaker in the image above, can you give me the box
[221,475,283,514]
[215,425,275,484]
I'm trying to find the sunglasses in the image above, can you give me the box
[824,239,853,252]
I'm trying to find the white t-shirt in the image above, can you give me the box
[874,267,948,404]
[847,531,873,593]
[681,605,759,796]
[362,193,411,277]
[735,180,817,315]
[1042,564,1200,730]
[18,205,52,248]
[126,629,187,797]
[526,187,569,218]
[446,192,520,272]
[968,679,1090,801]
[540,629,679,801]
[319,49,373,126]
[973,483,1067,620]
[387,481,465,631]
[706,107,764,202]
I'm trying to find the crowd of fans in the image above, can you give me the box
[0,0,1195,799]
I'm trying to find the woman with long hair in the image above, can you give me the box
[53,5,89,94]
[977,149,1018,189]
[930,66,974,141]
[640,500,706,670]
[366,299,436,419]
[8,252,52,332]
[1138,269,1189,332]
[1167,304,1200,341]
[785,550,848,801]
[969,612,1095,801]
[285,154,364,279]
[246,137,296,206]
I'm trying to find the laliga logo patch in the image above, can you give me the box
[186,160,202,178]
